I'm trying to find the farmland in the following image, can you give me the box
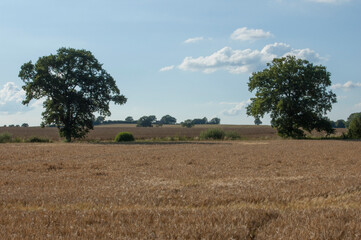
[0,124,347,141]
[0,126,360,239]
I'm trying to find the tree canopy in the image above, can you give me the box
[125,116,134,123]
[19,47,126,142]
[137,115,157,127]
[181,119,194,128]
[346,112,361,128]
[254,117,262,125]
[246,56,337,138]
[192,117,208,125]
[348,115,361,139]
[160,115,177,125]
[209,117,221,125]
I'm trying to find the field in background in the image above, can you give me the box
[1,140,361,239]
[0,124,348,141]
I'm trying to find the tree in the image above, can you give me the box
[21,123,29,127]
[125,116,134,123]
[254,117,262,125]
[209,117,221,125]
[160,115,177,125]
[335,119,346,128]
[93,116,105,125]
[137,115,156,127]
[346,112,361,128]
[181,119,195,128]
[348,115,361,139]
[246,56,337,138]
[192,117,208,125]
[19,47,126,142]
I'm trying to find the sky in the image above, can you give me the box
[0,0,360,126]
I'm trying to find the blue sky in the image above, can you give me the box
[0,0,360,126]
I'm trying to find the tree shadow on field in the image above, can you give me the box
[94,141,232,146]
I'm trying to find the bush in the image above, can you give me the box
[200,128,225,140]
[0,132,12,143]
[27,136,50,143]
[348,116,361,139]
[115,132,135,142]
[225,131,241,140]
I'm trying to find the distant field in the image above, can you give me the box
[0,124,347,141]
[1,140,360,239]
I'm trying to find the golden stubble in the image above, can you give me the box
[1,140,361,239]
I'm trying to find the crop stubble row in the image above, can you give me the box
[0,140,360,239]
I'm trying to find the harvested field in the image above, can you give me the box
[1,140,361,239]
[0,124,347,141]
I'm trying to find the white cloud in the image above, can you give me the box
[179,42,324,74]
[159,65,175,72]
[0,82,24,105]
[0,82,42,114]
[331,81,361,90]
[231,27,272,42]
[222,100,251,116]
[307,0,351,4]
[184,37,204,44]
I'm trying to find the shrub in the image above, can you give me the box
[225,131,241,140]
[0,132,12,143]
[27,136,50,143]
[115,132,135,142]
[348,116,361,139]
[200,128,225,140]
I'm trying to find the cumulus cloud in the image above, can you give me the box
[0,82,24,105]
[178,42,323,74]
[159,65,175,72]
[0,82,42,114]
[231,27,272,42]
[184,37,204,44]
[331,81,361,90]
[221,100,251,116]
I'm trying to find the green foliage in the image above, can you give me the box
[137,116,156,127]
[19,47,127,142]
[114,132,135,142]
[0,132,12,143]
[247,56,336,138]
[335,119,346,128]
[13,137,23,143]
[160,115,177,125]
[200,128,225,140]
[93,116,105,125]
[125,116,134,123]
[21,123,29,127]
[192,117,208,125]
[181,119,195,128]
[254,117,262,125]
[346,112,361,128]
[27,136,50,143]
[347,116,361,139]
[225,131,241,140]
[208,117,221,124]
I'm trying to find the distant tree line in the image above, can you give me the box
[180,117,221,128]
[2,123,29,128]
[92,115,221,128]
[328,113,361,129]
